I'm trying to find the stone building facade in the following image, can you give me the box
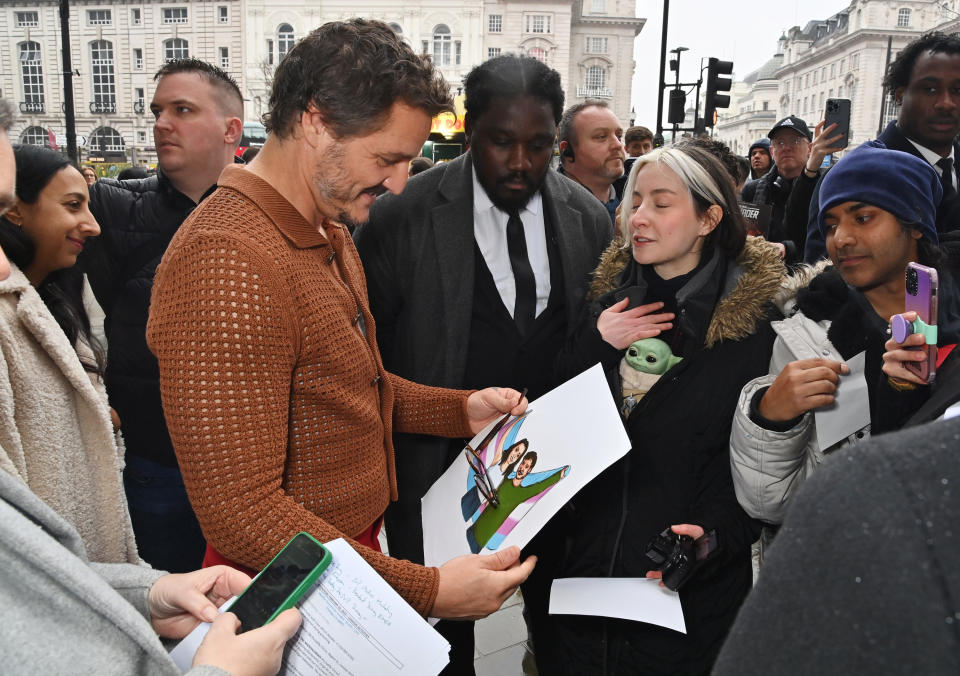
[1,0,643,165]
[716,0,953,156]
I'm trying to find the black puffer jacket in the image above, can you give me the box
[548,237,785,676]
[80,171,209,465]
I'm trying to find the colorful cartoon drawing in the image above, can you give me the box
[465,450,570,553]
[460,412,531,520]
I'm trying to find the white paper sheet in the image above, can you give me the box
[814,351,869,449]
[170,539,450,675]
[421,364,632,567]
[548,577,686,634]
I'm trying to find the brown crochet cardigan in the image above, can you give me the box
[147,166,473,615]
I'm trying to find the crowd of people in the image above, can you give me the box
[1,17,960,676]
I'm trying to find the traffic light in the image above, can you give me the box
[703,57,733,127]
[667,88,686,124]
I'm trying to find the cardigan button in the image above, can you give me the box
[327,250,336,264]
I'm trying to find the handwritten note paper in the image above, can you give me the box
[282,539,448,675]
[170,539,450,675]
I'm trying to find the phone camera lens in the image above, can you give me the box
[906,268,919,295]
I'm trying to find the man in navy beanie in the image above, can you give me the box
[729,141,960,544]
[747,138,772,180]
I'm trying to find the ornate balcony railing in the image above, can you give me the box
[89,100,117,114]
[19,101,45,114]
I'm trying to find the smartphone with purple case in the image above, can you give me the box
[903,262,938,383]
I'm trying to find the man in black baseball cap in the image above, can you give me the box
[741,115,828,264]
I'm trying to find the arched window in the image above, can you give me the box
[432,24,451,66]
[90,40,116,113]
[19,125,50,147]
[90,126,125,154]
[897,8,911,27]
[19,42,45,113]
[586,65,606,90]
[278,24,295,61]
[163,38,189,62]
[528,47,547,63]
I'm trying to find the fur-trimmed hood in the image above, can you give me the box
[588,235,787,348]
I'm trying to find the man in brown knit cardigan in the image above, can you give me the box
[147,19,536,627]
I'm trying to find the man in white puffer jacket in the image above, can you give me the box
[730,141,960,530]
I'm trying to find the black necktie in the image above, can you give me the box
[937,157,954,201]
[506,210,536,336]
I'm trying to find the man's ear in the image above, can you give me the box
[299,108,331,149]
[224,117,242,146]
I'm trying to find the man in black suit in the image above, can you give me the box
[354,54,613,673]
[805,32,960,262]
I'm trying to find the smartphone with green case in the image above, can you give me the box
[228,531,332,632]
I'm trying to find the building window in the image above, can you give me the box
[266,39,274,65]
[837,85,843,98]
[526,15,551,33]
[432,24,451,66]
[455,41,461,66]
[586,65,605,90]
[488,14,502,32]
[134,87,145,112]
[20,126,50,147]
[529,47,547,63]
[162,8,188,24]
[133,48,143,70]
[852,53,859,70]
[821,66,826,80]
[88,10,112,26]
[592,0,606,11]
[16,11,39,27]
[218,6,228,23]
[898,8,911,27]
[131,8,141,25]
[163,38,189,62]
[805,73,810,88]
[840,58,846,72]
[220,47,229,69]
[586,37,608,54]
[90,126,125,154]
[812,71,817,86]
[19,42,45,113]
[277,24,295,61]
[830,63,836,79]
[137,130,147,143]
[763,101,769,111]
[90,40,116,112]
[488,47,501,59]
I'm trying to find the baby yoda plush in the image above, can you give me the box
[619,338,683,417]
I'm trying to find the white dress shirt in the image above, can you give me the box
[471,166,551,318]
[907,138,956,191]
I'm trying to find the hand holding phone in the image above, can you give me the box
[228,532,332,633]
[900,263,939,384]
[823,98,851,149]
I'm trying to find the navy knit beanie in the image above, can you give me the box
[748,138,771,156]
[818,141,940,243]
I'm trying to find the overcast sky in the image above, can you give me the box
[630,0,854,129]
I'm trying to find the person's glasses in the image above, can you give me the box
[463,388,528,509]
[772,137,807,149]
